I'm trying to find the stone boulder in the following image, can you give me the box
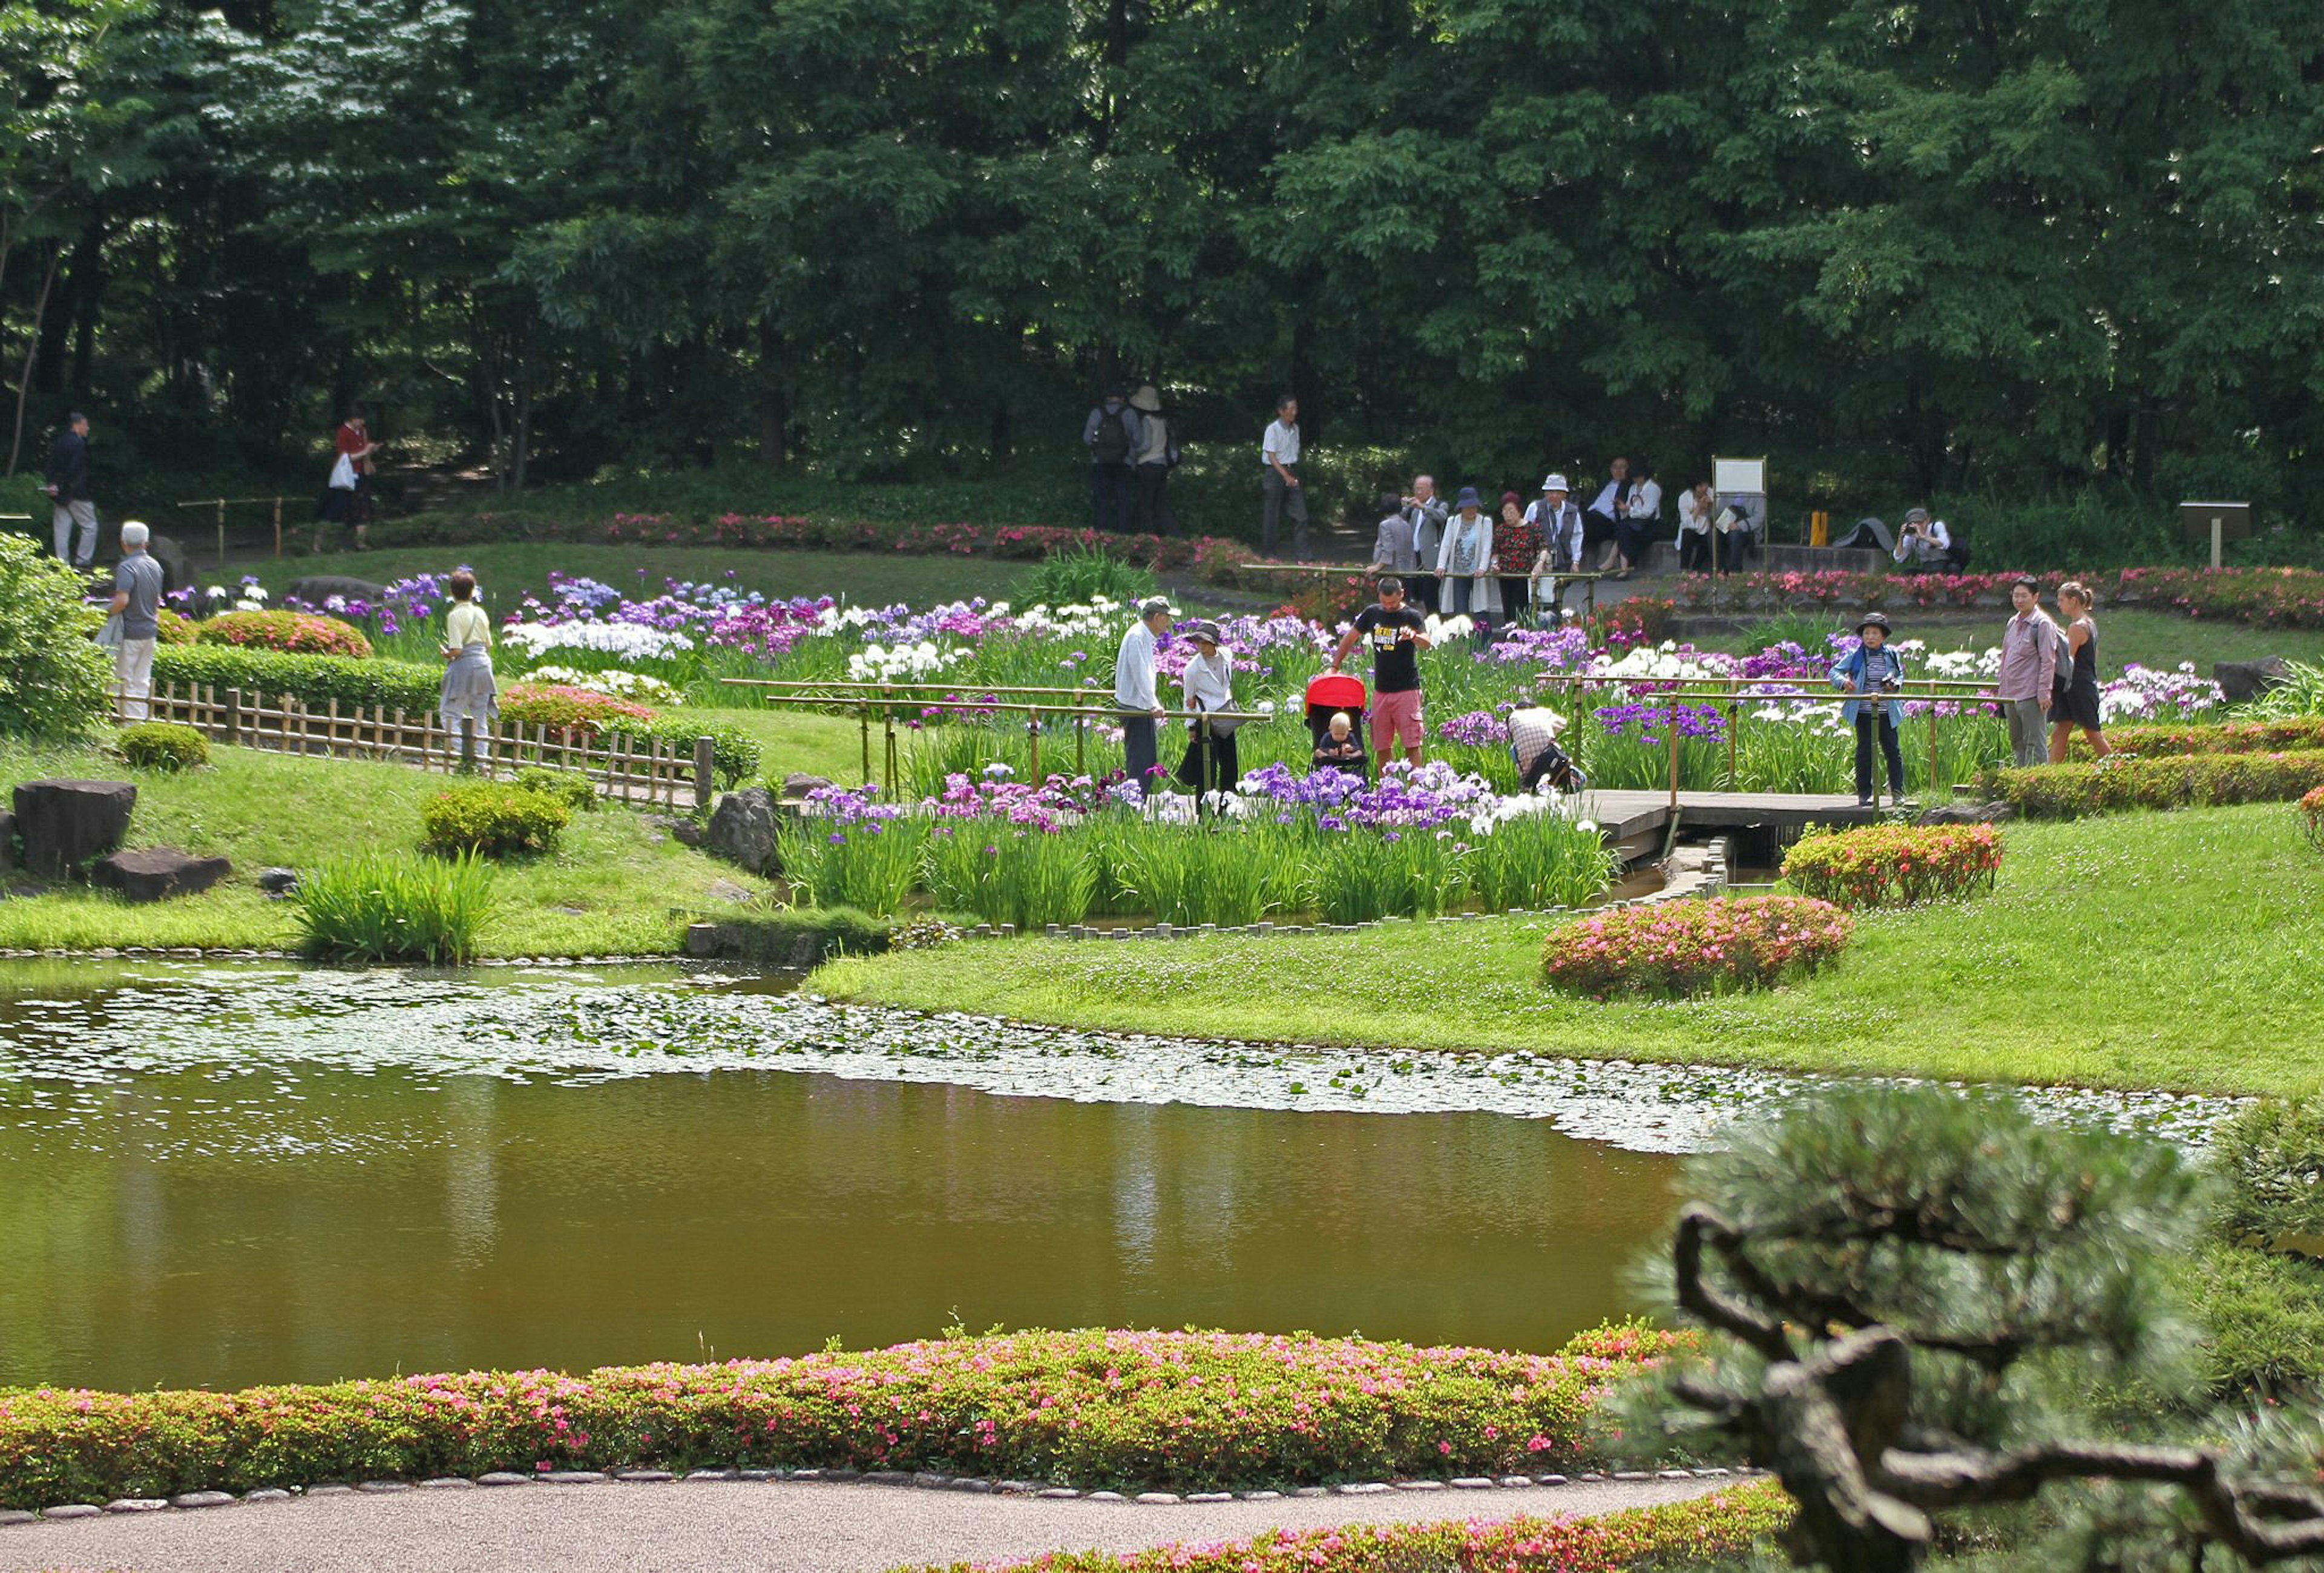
[285,574,391,609]
[146,534,194,598]
[0,809,13,875]
[2214,657,2292,705]
[13,779,136,879]
[778,772,836,803]
[1915,801,2015,827]
[706,787,780,876]
[257,867,300,895]
[91,848,232,903]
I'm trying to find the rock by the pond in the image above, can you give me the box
[778,772,835,802]
[1915,801,2015,827]
[2214,655,2292,704]
[0,809,13,875]
[285,574,390,608]
[706,787,779,876]
[664,815,707,848]
[257,866,300,895]
[706,878,756,905]
[13,779,136,879]
[92,847,232,903]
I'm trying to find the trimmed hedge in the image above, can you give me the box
[1974,750,2324,819]
[420,782,571,857]
[0,1326,1681,1509]
[499,681,657,734]
[899,1484,1791,1572]
[1781,823,2002,908]
[151,644,442,711]
[1543,896,1853,999]
[195,609,374,659]
[2104,717,2324,757]
[115,721,210,772]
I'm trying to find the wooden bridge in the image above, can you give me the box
[1578,789,1886,862]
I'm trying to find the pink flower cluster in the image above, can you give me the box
[1542,895,1854,998]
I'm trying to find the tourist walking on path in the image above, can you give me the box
[1126,385,1178,536]
[2047,580,2108,763]
[1114,596,1173,790]
[439,570,499,771]
[1329,576,1433,769]
[1830,611,1908,807]
[1082,389,1144,534]
[1259,395,1307,559]
[1997,577,2070,768]
[319,405,382,550]
[107,521,165,720]
[1399,475,1446,612]
[1367,491,1419,575]
[1495,491,1538,625]
[1436,487,1500,635]
[45,411,97,570]
[1675,480,1716,572]
[1175,620,1241,793]
[1612,459,1661,580]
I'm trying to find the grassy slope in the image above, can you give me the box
[0,741,777,955]
[229,543,1036,610]
[818,804,2324,1096]
[1697,607,2324,677]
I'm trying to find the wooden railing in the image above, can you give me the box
[111,682,714,809]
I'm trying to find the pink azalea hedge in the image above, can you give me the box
[0,1325,1686,1510]
[1542,896,1853,997]
[193,609,373,659]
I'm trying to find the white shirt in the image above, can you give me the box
[1894,518,1952,562]
[1627,479,1662,523]
[1114,621,1159,711]
[1589,479,1634,517]
[445,602,492,648]
[1526,499,1582,565]
[1180,649,1233,714]
[1678,491,1715,535]
[1261,420,1301,468]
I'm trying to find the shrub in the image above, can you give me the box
[1023,542,1159,608]
[623,712,761,788]
[116,720,211,772]
[2104,716,2324,757]
[0,1326,1679,1508]
[1541,895,1853,998]
[2305,786,2324,851]
[151,645,441,712]
[1974,750,2324,818]
[419,783,571,858]
[499,681,657,735]
[154,607,195,645]
[904,1485,1790,1572]
[512,766,599,813]
[0,533,110,738]
[1589,595,1677,649]
[292,850,496,964]
[1781,823,2002,908]
[195,609,374,658]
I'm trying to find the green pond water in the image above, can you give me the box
[0,961,1678,1394]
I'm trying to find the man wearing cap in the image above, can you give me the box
[1114,597,1173,790]
[1525,476,1584,616]
[108,521,166,721]
[1830,611,1908,806]
[1330,577,1434,769]
[45,411,97,570]
[1892,508,1952,571]
[1083,387,1146,534]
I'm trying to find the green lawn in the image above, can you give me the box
[817,804,2324,1097]
[227,543,1037,610]
[0,740,776,956]
[1698,607,2324,679]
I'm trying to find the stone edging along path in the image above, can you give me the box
[1,1461,1751,1525]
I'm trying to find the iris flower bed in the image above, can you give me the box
[898,1484,1790,1572]
[0,1327,1682,1510]
[1780,823,2003,908]
[1541,896,1853,998]
[1975,751,2324,819]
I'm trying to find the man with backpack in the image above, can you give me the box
[1082,388,1145,534]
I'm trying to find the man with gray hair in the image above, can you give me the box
[108,521,166,720]
[1113,596,1173,791]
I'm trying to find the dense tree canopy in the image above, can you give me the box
[2,0,2320,521]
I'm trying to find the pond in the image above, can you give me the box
[0,961,1686,1393]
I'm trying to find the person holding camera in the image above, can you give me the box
[1830,611,1909,807]
[1892,507,1952,570]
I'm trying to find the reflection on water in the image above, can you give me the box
[0,965,1678,1393]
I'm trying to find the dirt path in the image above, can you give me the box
[0,1473,1732,1573]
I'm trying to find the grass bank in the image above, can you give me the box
[1694,606,2324,678]
[818,804,2324,1097]
[0,740,777,956]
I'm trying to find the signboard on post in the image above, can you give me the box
[2179,501,2251,570]
[1710,456,1768,578]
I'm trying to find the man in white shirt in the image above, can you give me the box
[1400,474,1446,612]
[1893,507,1953,570]
[1260,395,1307,559]
[1114,597,1174,790]
[1526,475,1584,617]
[1583,456,1636,573]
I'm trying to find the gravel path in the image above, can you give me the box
[0,1475,1731,1573]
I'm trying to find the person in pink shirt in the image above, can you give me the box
[1995,577,2070,767]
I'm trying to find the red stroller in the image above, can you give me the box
[1304,671,1370,778]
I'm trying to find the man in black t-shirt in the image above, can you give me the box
[1330,576,1434,768]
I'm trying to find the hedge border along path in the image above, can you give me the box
[0,1327,1689,1512]
[1973,748,2324,818]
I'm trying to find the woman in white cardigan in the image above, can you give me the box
[1173,620,1242,793]
[1436,486,1503,632]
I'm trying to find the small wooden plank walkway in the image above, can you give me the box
[1578,789,1882,859]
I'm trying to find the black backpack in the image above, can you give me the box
[1091,406,1132,464]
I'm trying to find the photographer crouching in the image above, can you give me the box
[1830,612,1908,808]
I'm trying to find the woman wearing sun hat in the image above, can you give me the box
[1829,611,1908,807]
[1434,487,1502,634]
[1174,619,1242,794]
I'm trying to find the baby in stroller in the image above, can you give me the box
[1312,711,1366,775]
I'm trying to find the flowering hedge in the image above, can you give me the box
[194,608,374,659]
[1974,751,2324,819]
[154,607,195,645]
[2102,717,2324,757]
[0,1326,1684,1510]
[1781,823,2002,908]
[2304,786,2324,852]
[1541,896,1853,998]
[899,1483,1791,1572]
[497,681,659,735]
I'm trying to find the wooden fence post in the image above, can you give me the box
[225,688,242,747]
[694,737,715,810]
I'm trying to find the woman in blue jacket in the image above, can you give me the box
[1830,612,1908,807]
